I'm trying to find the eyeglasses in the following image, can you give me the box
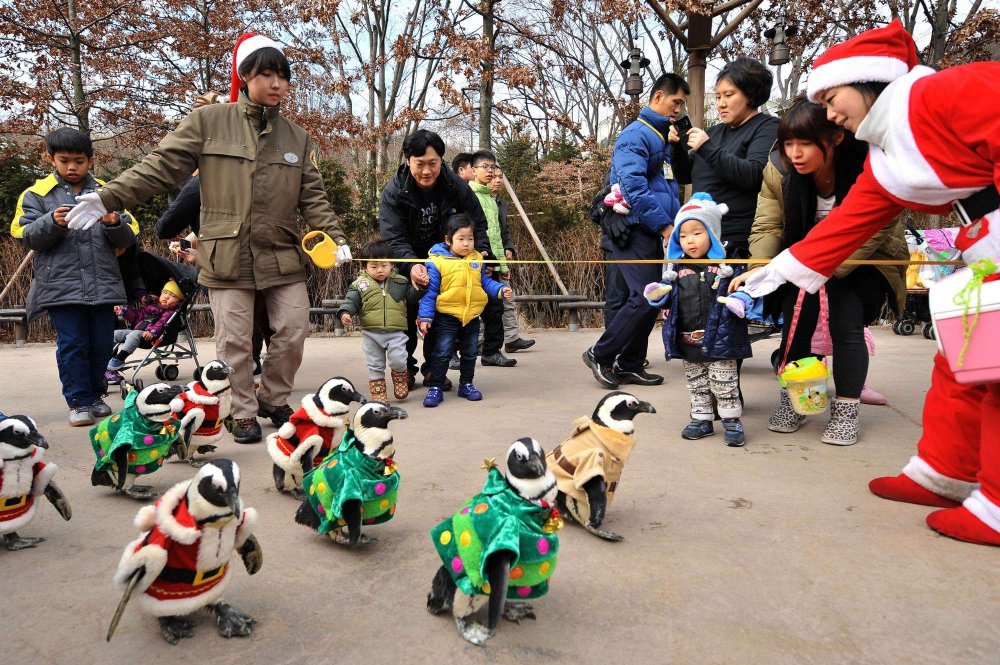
[474,164,498,171]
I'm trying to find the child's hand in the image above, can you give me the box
[113,305,124,316]
[643,282,672,307]
[417,320,431,335]
[340,312,352,326]
[142,331,154,341]
[53,207,71,227]
[100,211,121,226]
[501,287,513,302]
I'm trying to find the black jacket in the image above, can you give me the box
[155,175,202,238]
[378,164,491,276]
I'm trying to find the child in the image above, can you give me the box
[417,215,512,407]
[105,279,186,384]
[644,192,753,446]
[10,128,138,427]
[338,240,422,404]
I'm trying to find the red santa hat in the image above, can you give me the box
[806,20,919,103]
[230,33,283,102]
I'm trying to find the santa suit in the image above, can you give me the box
[113,481,257,616]
[178,381,230,447]
[0,446,57,535]
[266,394,346,488]
[770,62,1000,544]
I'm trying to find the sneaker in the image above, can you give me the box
[504,337,536,353]
[722,418,746,447]
[582,348,619,389]
[257,402,294,427]
[457,383,483,401]
[681,419,714,440]
[422,372,453,391]
[613,364,664,386]
[233,417,263,443]
[107,357,125,370]
[423,387,444,408]
[68,406,96,427]
[104,369,123,385]
[481,352,516,367]
[90,398,113,419]
[448,353,461,371]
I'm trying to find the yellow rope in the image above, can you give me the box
[354,257,965,266]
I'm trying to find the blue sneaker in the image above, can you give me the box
[457,383,483,401]
[423,387,444,408]
[107,357,125,370]
[681,419,714,440]
[722,418,746,447]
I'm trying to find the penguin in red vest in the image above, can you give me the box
[177,360,235,465]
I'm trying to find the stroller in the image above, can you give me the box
[114,252,202,398]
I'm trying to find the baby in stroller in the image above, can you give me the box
[106,279,185,384]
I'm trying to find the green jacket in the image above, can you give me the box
[97,92,347,290]
[470,181,508,273]
[338,269,421,332]
[90,391,180,478]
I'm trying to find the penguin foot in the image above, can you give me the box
[290,488,306,501]
[4,533,45,551]
[187,458,207,468]
[122,485,160,501]
[584,522,624,541]
[213,602,257,638]
[158,616,195,645]
[331,530,378,547]
[455,617,493,646]
[196,445,217,455]
[502,602,536,623]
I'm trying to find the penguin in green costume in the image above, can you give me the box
[295,402,407,547]
[427,437,562,645]
[90,383,186,500]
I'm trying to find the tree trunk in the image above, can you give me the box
[67,0,89,134]
[479,0,495,149]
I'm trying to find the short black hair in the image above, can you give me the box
[402,129,446,160]
[45,128,93,158]
[850,81,890,108]
[717,56,773,108]
[444,213,473,243]
[357,239,394,263]
[238,47,292,83]
[470,150,497,168]
[649,73,690,101]
[451,152,473,172]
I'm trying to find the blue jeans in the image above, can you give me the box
[48,305,116,408]
[427,314,480,387]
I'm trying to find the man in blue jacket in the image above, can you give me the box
[583,73,688,388]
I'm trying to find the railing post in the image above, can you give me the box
[14,320,27,347]
[568,289,580,332]
[333,294,345,337]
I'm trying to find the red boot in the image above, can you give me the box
[926,505,1000,546]
[868,474,961,508]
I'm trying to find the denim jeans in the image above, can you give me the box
[427,314,480,387]
[48,304,116,408]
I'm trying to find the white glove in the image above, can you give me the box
[335,243,352,267]
[739,263,788,298]
[65,192,108,230]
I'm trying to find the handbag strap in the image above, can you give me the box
[779,289,807,375]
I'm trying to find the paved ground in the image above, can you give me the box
[0,326,996,665]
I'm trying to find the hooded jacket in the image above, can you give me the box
[338,269,422,333]
[417,243,506,326]
[609,106,681,233]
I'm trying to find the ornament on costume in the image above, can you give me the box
[176,360,235,466]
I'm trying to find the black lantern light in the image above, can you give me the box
[620,46,651,97]
[765,22,798,66]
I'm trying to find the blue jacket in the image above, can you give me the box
[659,267,752,362]
[417,243,506,325]
[610,107,681,233]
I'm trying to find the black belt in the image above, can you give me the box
[1,494,28,510]
[954,184,1000,226]
[158,564,226,586]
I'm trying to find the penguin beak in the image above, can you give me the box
[353,391,367,405]
[165,385,184,399]
[28,431,48,449]
[387,407,408,421]
[221,365,236,375]
[225,486,241,516]
[634,400,656,414]
[529,456,546,477]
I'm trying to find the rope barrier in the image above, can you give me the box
[357,257,966,267]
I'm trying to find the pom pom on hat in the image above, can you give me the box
[807,20,918,103]
[230,33,283,102]
[674,192,729,241]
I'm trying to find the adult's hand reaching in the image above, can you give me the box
[65,192,108,230]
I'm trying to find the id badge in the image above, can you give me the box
[663,162,674,181]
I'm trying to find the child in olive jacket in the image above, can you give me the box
[339,240,423,403]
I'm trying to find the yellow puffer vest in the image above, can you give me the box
[427,250,489,325]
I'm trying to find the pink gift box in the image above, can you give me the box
[930,267,1000,384]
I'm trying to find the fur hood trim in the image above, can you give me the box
[302,394,347,429]
[154,481,199,545]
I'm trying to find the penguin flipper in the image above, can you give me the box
[341,500,362,548]
[427,565,456,614]
[113,448,129,491]
[294,500,322,530]
[485,550,514,632]
[43,481,72,521]
[237,535,263,575]
[582,477,622,541]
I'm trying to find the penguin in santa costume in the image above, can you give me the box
[547,392,655,541]
[177,360,235,465]
[294,402,407,547]
[267,377,366,497]
[740,20,1000,546]
[91,383,186,501]
[0,415,72,550]
[427,438,563,646]
[108,459,262,644]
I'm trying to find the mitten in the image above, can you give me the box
[644,282,672,307]
[717,291,754,319]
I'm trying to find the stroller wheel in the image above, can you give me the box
[892,321,902,335]
[163,365,179,381]
[120,382,128,400]
[898,320,916,336]
[923,323,936,340]
[154,366,165,380]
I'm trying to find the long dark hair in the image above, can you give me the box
[776,97,846,172]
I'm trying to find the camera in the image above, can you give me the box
[179,238,192,251]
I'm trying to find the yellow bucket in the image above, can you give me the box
[301,231,338,269]
[779,356,829,416]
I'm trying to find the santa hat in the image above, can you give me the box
[667,192,728,261]
[230,33,283,102]
[807,20,919,103]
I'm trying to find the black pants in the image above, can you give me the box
[481,297,504,356]
[777,279,868,399]
[406,299,438,377]
[603,249,629,329]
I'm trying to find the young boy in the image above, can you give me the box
[644,193,753,446]
[338,240,423,404]
[105,279,186,384]
[10,128,138,426]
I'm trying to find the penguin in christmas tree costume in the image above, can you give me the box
[176,360,236,466]
[295,402,407,547]
[267,377,366,498]
[90,383,187,501]
[0,415,72,550]
[107,459,262,645]
[547,391,655,541]
[427,438,563,646]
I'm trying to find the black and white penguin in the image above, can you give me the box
[548,391,655,541]
[109,459,263,644]
[176,360,235,465]
[0,415,72,550]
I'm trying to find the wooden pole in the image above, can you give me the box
[501,176,570,296]
[0,250,33,306]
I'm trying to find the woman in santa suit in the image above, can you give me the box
[734,20,1000,547]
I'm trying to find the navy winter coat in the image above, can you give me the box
[660,267,752,362]
[609,106,681,233]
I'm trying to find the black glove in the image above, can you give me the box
[602,212,632,249]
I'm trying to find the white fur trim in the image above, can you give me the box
[963,490,1000,535]
[301,395,347,429]
[183,387,218,406]
[134,572,232,617]
[773,248,828,293]
[902,455,978,503]
[180,407,205,432]
[277,422,297,440]
[290,435,325,466]
[32,461,57,498]
[234,507,258,549]
[114,535,168,593]
[135,505,157,531]
[155,482,199,544]
[235,35,281,69]
[266,434,295,472]
[807,55,911,102]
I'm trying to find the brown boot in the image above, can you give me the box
[369,379,389,405]
[391,370,410,400]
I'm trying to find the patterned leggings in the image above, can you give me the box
[683,359,741,420]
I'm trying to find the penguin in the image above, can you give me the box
[294,402,407,547]
[267,377,366,498]
[0,415,72,550]
[427,438,562,646]
[90,383,186,500]
[176,360,235,466]
[109,459,262,644]
[547,391,655,541]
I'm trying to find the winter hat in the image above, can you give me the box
[806,20,918,103]
[161,279,185,301]
[230,33,283,102]
[667,192,728,260]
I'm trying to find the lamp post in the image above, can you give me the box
[620,46,651,98]
[765,22,798,66]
